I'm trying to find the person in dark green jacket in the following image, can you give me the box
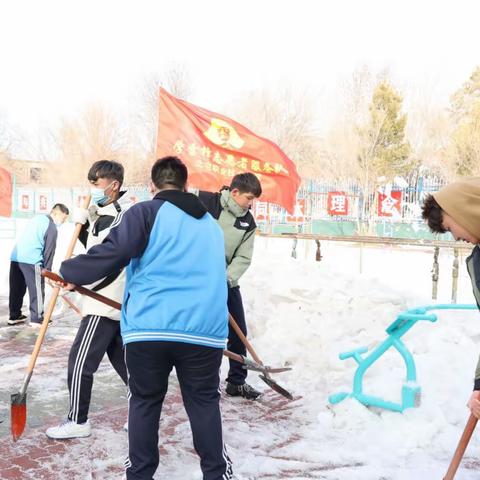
[199,173,262,400]
[422,177,480,417]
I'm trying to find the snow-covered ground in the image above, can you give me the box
[240,237,480,479]
[1,219,480,479]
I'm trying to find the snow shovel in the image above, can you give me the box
[41,270,291,377]
[443,413,478,480]
[60,293,82,316]
[11,195,91,442]
[228,314,294,400]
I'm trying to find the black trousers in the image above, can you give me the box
[226,286,248,385]
[9,261,44,323]
[125,341,232,480]
[67,315,128,424]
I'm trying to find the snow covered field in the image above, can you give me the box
[1,220,480,479]
[240,237,480,479]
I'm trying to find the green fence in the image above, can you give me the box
[260,219,450,241]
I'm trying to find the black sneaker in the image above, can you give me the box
[226,382,262,400]
[7,315,27,326]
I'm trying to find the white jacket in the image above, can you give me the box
[80,194,131,320]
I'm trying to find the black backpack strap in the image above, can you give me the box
[92,215,115,236]
[92,270,122,292]
[112,200,122,213]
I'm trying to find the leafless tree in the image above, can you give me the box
[49,103,128,185]
[133,63,193,163]
[0,112,17,161]
[230,85,323,177]
[325,66,386,181]
[403,80,454,180]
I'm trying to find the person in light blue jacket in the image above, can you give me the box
[59,157,232,480]
[9,203,69,326]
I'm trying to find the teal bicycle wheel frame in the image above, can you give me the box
[329,304,478,412]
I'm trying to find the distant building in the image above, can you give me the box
[0,158,53,185]
[0,152,151,186]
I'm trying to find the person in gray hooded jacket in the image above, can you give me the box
[199,172,263,400]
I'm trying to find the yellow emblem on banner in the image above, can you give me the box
[204,118,245,150]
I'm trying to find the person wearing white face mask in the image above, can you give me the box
[8,203,69,327]
[46,160,131,440]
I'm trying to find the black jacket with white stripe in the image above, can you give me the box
[78,192,131,320]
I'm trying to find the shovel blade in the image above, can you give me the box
[259,375,294,400]
[11,392,26,442]
[241,357,292,375]
[264,366,292,374]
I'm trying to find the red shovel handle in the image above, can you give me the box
[44,270,295,400]
[42,270,121,310]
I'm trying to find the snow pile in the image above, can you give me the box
[234,237,480,478]
[2,222,480,478]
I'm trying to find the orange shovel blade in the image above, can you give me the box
[11,393,27,442]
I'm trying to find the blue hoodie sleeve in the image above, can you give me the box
[60,201,159,285]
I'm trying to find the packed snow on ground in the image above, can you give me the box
[1,218,480,479]
[239,237,480,479]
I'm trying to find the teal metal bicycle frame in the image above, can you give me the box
[329,304,478,412]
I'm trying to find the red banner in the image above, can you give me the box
[378,191,402,217]
[327,191,349,216]
[0,167,12,217]
[156,88,301,213]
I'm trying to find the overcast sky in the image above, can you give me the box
[1,0,480,148]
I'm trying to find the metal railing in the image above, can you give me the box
[259,232,473,304]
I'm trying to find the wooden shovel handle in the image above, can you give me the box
[42,270,122,310]
[50,278,262,364]
[61,295,81,315]
[24,195,91,377]
[48,272,264,369]
[228,313,263,366]
[444,413,478,480]
[42,273,254,369]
